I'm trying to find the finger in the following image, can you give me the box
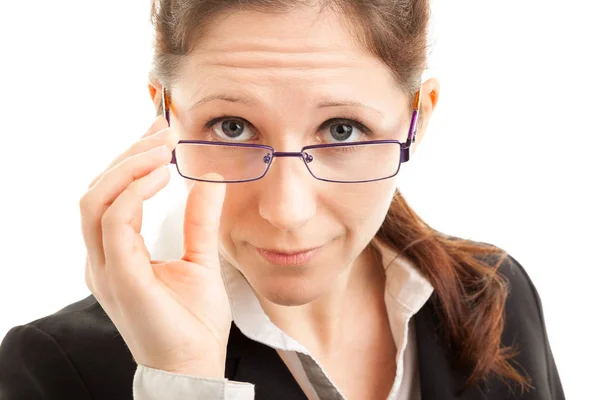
[80,145,172,268]
[85,255,109,301]
[89,128,176,189]
[87,116,173,189]
[181,174,226,268]
[101,164,171,283]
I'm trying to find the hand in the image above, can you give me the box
[80,116,232,378]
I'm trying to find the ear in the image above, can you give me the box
[412,77,440,154]
[148,81,164,114]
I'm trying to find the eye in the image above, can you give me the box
[321,118,371,143]
[204,115,372,143]
[206,117,256,141]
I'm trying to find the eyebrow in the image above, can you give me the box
[189,94,384,115]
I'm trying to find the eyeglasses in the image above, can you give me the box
[162,87,421,184]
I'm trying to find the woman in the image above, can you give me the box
[0,1,564,399]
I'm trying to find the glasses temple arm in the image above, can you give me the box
[162,86,171,126]
[161,87,178,165]
[406,90,421,146]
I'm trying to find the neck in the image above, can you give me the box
[256,244,389,358]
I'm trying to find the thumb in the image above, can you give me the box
[181,173,226,268]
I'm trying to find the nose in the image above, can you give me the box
[258,156,317,232]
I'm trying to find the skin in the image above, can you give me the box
[83,4,439,399]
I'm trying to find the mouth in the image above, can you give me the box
[254,245,323,266]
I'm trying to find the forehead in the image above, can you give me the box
[173,6,405,111]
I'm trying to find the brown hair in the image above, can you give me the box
[149,0,531,391]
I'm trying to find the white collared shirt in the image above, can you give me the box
[134,210,434,400]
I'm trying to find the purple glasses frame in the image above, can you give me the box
[162,87,422,184]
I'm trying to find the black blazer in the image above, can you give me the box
[0,255,564,400]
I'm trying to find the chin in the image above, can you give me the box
[262,289,320,307]
[252,275,327,306]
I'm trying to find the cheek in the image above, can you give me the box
[327,181,396,233]
[216,184,256,248]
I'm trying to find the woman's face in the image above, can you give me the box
[167,6,416,306]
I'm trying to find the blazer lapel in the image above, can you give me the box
[226,323,308,400]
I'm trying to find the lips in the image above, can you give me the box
[254,245,322,266]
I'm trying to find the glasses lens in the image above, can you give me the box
[175,143,271,182]
[304,142,401,182]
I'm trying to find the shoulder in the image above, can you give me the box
[438,236,565,398]
[494,253,546,326]
[482,250,553,349]
[460,239,551,334]
[0,295,136,399]
[481,247,565,399]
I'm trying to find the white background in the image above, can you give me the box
[0,1,598,398]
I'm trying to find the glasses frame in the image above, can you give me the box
[161,87,422,184]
